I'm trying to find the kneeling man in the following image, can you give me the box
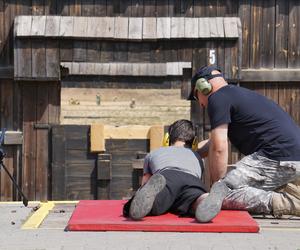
[123,119,229,222]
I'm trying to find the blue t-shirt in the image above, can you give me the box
[208,85,300,161]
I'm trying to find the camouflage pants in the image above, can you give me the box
[222,152,300,214]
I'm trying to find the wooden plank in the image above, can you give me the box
[45,16,60,37]
[15,15,32,37]
[149,125,164,151]
[114,17,128,39]
[35,84,49,200]
[143,17,157,40]
[32,0,45,15]
[209,17,219,37]
[81,0,95,16]
[94,62,110,75]
[0,80,14,200]
[48,82,60,125]
[143,0,156,17]
[31,16,46,36]
[94,0,107,16]
[117,63,132,75]
[154,63,166,76]
[113,42,128,62]
[166,62,180,75]
[100,42,114,63]
[239,0,251,68]
[216,17,225,37]
[224,17,239,38]
[59,40,73,62]
[90,124,105,152]
[73,41,86,62]
[261,0,275,68]
[241,69,300,82]
[59,16,73,37]
[86,41,101,62]
[275,0,288,68]
[171,17,184,38]
[22,84,37,200]
[184,17,198,38]
[288,1,300,68]
[250,0,263,68]
[69,0,82,16]
[0,0,4,64]
[63,62,191,76]
[104,125,151,139]
[198,18,210,38]
[131,0,144,17]
[99,17,115,38]
[32,39,46,78]
[73,16,87,38]
[46,40,59,78]
[157,17,170,39]
[86,17,98,38]
[156,0,169,17]
[128,17,143,40]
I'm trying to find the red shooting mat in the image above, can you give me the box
[67,200,259,233]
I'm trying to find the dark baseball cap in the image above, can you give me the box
[187,65,223,100]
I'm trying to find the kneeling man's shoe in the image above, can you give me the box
[272,192,300,217]
[195,180,229,223]
[129,173,166,220]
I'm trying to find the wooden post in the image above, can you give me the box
[90,124,105,152]
[149,125,164,151]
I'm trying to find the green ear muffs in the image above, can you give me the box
[195,78,212,96]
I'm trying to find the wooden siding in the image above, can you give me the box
[0,1,300,201]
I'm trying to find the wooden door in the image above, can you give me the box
[22,82,60,201]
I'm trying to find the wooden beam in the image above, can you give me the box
[104,125,151,139]
[90,124,105,152]
[15,16,240,40]
[149,125,164,151]
[60,62,191,76]
[241,69,300,82]
[90,124,154,153]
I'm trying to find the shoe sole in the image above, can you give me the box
[195,180,229,223]
[129,174,166,220]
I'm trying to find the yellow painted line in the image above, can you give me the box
[52,200,79,204]
[22,202,55,229]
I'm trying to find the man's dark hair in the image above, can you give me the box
[168,119,195,148]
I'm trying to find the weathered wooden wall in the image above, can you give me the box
[52,125,149,200]
[0,0,299,201]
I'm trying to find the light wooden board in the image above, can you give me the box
[15,16,241,40]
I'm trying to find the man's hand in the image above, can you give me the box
[208,124,228,183]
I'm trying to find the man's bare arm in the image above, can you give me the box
[141,173,152,186]
[208,124,228,183]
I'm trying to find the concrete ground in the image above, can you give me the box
[0,202,300,250]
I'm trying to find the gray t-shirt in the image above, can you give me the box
[143,146,203,179]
